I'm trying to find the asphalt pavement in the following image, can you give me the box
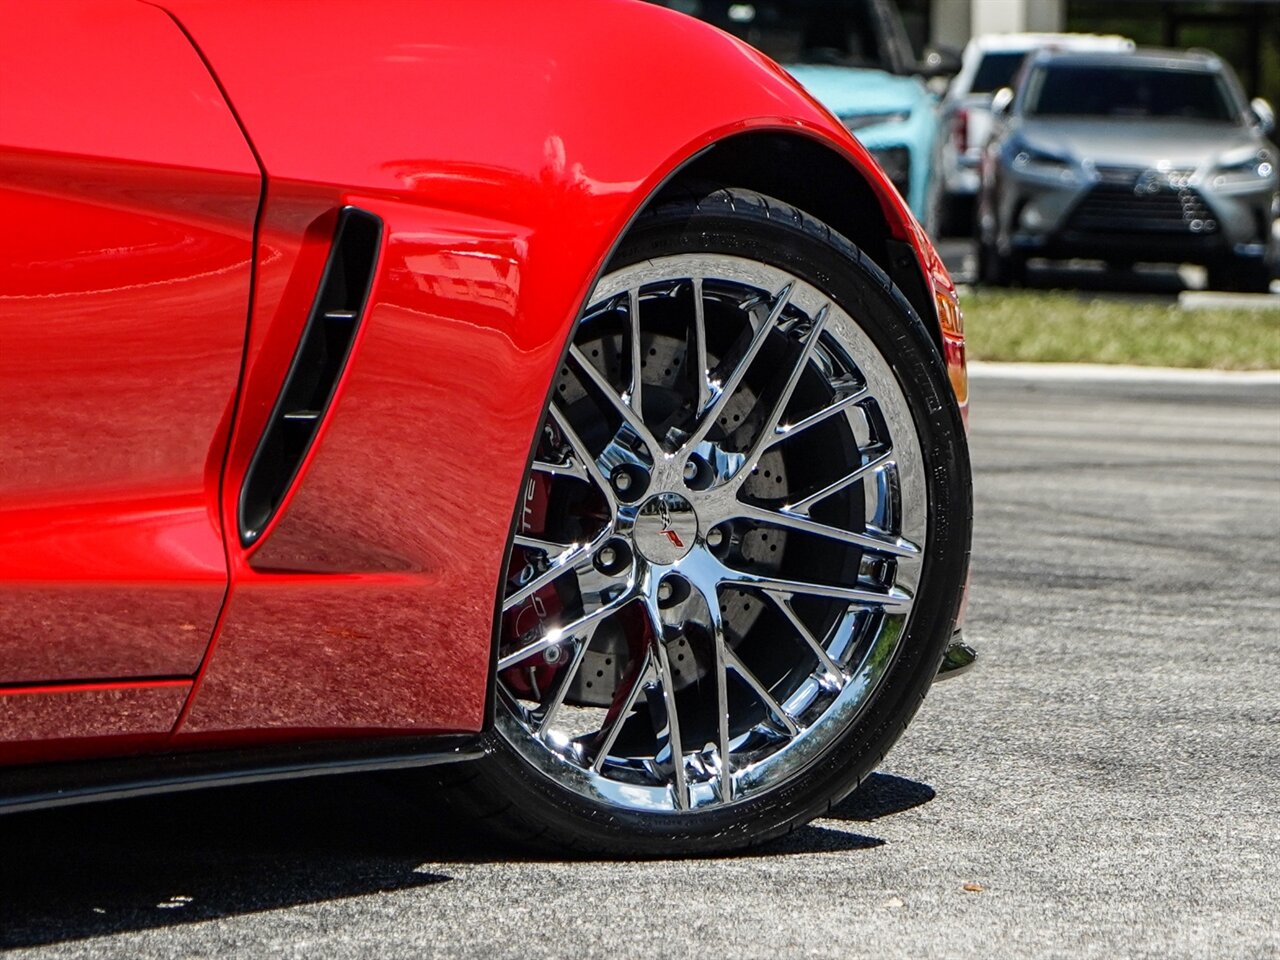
[2,370,1278,959]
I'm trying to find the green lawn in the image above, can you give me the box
[960,289,1280,370]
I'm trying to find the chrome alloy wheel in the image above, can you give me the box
[496,253,927,813]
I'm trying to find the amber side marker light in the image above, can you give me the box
[935,289,968,409]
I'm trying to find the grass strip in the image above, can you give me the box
[960,289,1280,370]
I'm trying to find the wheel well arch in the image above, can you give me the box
[650,131,939,349]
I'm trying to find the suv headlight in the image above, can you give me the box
[1011,146,1077,182]
[1212,148,1275,186]
[840,110,911,132]
[867,146,911,198]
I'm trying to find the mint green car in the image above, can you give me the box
[786,63,942,227]
[649,0,954,233]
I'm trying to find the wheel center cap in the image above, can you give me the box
[632,493,698,564]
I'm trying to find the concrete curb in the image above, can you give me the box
[1178,290,1280,310]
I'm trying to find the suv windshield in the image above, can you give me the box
[649,1,906,72]
[1025,64,1240,122]
[971,51,1025,94]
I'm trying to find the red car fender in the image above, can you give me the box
[152,0,963,743]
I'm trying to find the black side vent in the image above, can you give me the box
[238,207,382,547]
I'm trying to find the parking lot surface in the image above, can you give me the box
[3,370,1277,959]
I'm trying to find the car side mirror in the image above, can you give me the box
[1251,97,1275,137]
[920,44,962,81]
[991,87,1015,119]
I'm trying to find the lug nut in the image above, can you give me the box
[610,465,648,502]
[683,455,713,490]
[543,645,564,665]
[594,540,631,575]
[705,527,724,548]
[656,574,689,609]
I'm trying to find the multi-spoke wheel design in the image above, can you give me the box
[496,253,926,812]
[453,187,969,854]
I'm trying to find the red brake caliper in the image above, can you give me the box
[501,473,563,699]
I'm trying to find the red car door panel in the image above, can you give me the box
[0,0,259,686]
[0,681,192,766]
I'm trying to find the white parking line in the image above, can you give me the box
[968,361,1280,384]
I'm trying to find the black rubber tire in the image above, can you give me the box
[976,233,1024,287]
[975,236,996,285]
[438,185,972,857]
[994,249,1027,287]
[940,193,975,238]
[1208,257,1272,294]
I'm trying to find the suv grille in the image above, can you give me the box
[1068,167,1217,235]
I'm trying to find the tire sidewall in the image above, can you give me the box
[477,193,972,854]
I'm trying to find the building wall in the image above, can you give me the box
[927,0,1275,104]
[973,0,1064,34]
[929,0,1065,47]
[931,0,972,48]
[1065,0,1279,102]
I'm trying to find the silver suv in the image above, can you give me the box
[977,48,1278,291]
[939,32,1133,234]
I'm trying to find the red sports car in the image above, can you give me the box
[0,0,972,854]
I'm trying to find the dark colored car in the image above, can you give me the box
[977,48,1278,290]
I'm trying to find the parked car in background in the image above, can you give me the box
[977,48,1278,291]
[651,0,957,233]
[939,32,1134,234]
